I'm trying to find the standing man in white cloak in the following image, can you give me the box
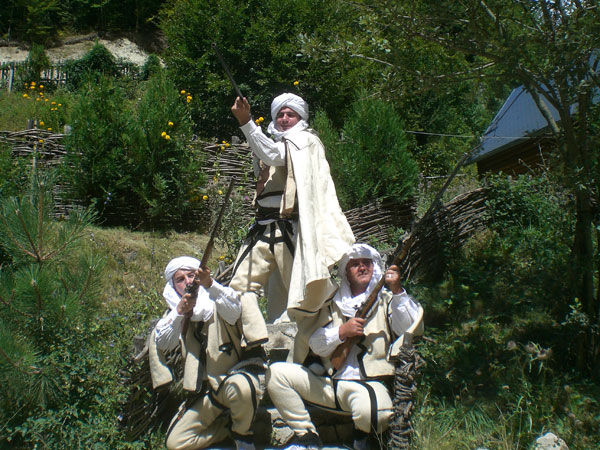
[230,93,355,356]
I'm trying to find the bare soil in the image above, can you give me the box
[0,33,160,65]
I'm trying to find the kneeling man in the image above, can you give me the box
[266,244,423,450]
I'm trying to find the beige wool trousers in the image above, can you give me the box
[166,372,262,450]
[266,362,393,435]
[229,222,295,346]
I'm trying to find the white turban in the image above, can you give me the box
[162,256,200,310]
[333,243,383,317]
[266,93,310,140]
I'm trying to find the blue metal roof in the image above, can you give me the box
[468,86,561,164]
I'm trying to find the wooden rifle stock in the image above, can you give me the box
[329,152,470,370]
[182,177,236,334]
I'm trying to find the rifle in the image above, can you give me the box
[182,177,237,333]
[330,152,470,370]
[212,42,245,100]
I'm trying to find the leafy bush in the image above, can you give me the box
[140,54,163,80]
[129,71,203,227]
[314,94,418,209]
[63,72,202,229]
[63,75,135,218]
[63,43,129,90]
[14,45,51,89]
[159,0,378,139]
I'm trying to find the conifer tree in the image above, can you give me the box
[0,166,103,427]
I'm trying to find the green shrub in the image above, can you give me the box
[14,44,51,90]
[314,93,418,209]
[129,71,203,227]
[63,72,202,229]
[63,43,121,90]
[63,75,135,220]
[140,54,163,80]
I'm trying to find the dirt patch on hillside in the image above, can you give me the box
[0,33,162,65]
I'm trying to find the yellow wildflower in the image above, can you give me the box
[39,84,44,89]
[47,128,52,131]
[220,145,225,151]
[40,121,45,126]
[38,139,44,143]
[165,135,171,140]
[44,98,48,102]
[23,93,28,98]
[202,195,208,201]
[58,103,62,107]
[219,255,225,260]
[161,131,167,137]
[168,121,174,127]
[293,80,299,86]
[30,86,36,90]
[51,101,56,105]
[39,93,44,97]
[180,90,186,95]
[218,190,223,195]
[36,98,40,102]
[225,143,231,147]
[222,140,227,144]
[186,95,192,103]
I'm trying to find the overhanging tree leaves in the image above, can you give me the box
[347,0,600,370]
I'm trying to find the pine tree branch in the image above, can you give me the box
[15,209,43,262]
[76,265,94,303]
[0,290,34,319]
[37,181,44,263]
[0,212,38,260]
[0,346,21,370]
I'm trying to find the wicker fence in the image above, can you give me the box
[1,129,490,278]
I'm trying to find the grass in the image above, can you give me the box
[0,88,75,131]
[80,225,600,450]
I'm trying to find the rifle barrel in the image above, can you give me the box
[212,42,244,100]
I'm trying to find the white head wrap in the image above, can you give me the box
[266,93,309,141]
[333,243,383,317]
[162,256,200,310]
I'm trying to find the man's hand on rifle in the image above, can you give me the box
[384,264,403,294]
[339,317,366,341]
[231,96,251,126]
[195,266,213,290]
[177,293,196,315]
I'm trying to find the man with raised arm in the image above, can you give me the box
[266,244,424,450]
[229,93,354,356]
[150,256,262,450]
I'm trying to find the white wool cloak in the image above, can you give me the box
[285,130,355,313]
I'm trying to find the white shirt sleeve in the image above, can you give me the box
[155,287,215,352]
[389,290,421,337]
[154,308,184,352]
[207,281,242,325]
[309,324,344,357]
[240,120,286,166]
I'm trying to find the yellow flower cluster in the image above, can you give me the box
[180,89,193,103]
[219,140,231,151]
[161,120,175,140]
[255,116,265,125]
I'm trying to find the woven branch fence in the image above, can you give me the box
[1,129,490,278]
